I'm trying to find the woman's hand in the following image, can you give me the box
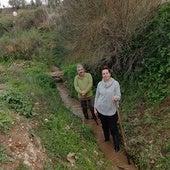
[112,96,118,102]
[94,108,98,117]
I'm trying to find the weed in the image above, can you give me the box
[52,43,69,67]
[62,64,77,98]
[16,160,30,170]
[36,108,113,169]
[33,72,56,89]
[0,145,11,163]
[0,89,36,118]
[0,109,14,133]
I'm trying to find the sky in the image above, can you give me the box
[0,0,10,7]
[0,0,31,8]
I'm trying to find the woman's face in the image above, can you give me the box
[102,69,111,82]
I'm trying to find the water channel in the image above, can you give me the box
[57,83,137,170]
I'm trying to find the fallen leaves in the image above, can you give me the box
[67,152,78,165]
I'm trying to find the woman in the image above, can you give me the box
[94,66,121,152]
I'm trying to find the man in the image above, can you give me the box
[74,64,96,120]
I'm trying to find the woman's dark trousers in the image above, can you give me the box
[98,112,120,152]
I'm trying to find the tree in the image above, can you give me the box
[55,0,162,71]
[8,0,26,9]
[30,0,35,6]
[35,0,42,7]
[48,0,61,7]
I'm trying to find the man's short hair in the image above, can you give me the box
[76,64,84,70]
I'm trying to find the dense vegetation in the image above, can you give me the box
[0,0,170,169]
[55,1,170,169]
[0,8,115,170]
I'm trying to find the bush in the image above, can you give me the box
[34,72,56,89]
[0,29,44,61]
[16,8,46,30]
[62,64,78,98]
[0,110,14,133]
[52,43,69,67]
[0,89,36,118]
[121,3,170,105]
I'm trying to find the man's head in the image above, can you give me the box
[77,64,85,77]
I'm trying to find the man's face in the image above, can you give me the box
[77,67,85,77]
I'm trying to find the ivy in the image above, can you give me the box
[121,3,170,105]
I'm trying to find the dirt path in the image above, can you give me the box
[57,83,137,170]
[0,115,49,170]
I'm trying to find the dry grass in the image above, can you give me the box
[53,0,162,70]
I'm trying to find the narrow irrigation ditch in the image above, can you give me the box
[56,83,137,170]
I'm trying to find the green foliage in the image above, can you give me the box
[0,29,44,61]
[0,3,169,169]
[119,81,143,115]
[136,4,170,105]
[121,3,170,106]
[56,0,161,69]
[16,160,30,170]
[52,43,69,67]
[8,0,26,8]
[0,15,13,37]
[23,60,49,73]
[17,8,46,30]
[39,113,82,157]
[0,145,11,163]
[0,8,55,63]
[37,109,113,170]
[165,142,170,153]
[130,137,170,170]
[0,23,10,36]
[62,64,77,98]
[33,72,56,89]
[137,53,169,105]
[0,89,36,118]
[125,102,170,170]
[0,8,115,170]
[0,110,14,133]
[18,62,61,116]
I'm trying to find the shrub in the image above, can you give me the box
[33,72,56,89]
[0,110,14,133]
[16,8,46,30]
[62,64,79,98]
[0,29,44,61]
[52,43,69,67]
[0,89,36,118]
[120,3,170,105]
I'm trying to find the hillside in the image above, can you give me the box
[0,1,170,170]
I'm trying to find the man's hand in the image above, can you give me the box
[81,91,86,96]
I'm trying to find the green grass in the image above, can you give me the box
[0,145,11,163]
[125,105,170,170]
[0,60,115,169]
[36,108,114,170]
[0,107,14,134]
[0,3,169,169]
